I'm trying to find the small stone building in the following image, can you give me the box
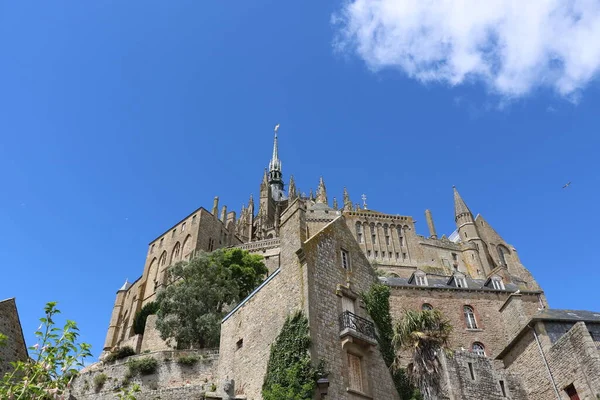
[0,298,28,376]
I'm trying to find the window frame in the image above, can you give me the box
[464,305,478,329]
[341,249,350,270]
[472,342,486,356]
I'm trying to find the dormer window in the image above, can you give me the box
[487,276,505,290]
[449,272,467,288]
[412,271,428,286]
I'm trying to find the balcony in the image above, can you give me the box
[339,311,377,347]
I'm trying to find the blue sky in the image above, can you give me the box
[1,1,599,358]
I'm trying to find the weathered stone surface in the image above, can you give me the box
[0,298,27,377]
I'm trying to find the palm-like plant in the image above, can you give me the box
[392,309,452,400]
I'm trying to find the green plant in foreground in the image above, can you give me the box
[0,302,92,400]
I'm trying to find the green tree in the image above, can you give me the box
[0,302,92,400]
[392,309,452,400]
[156,248,267,349]
[362,284,421,400]
[262,311,324,400]
[133,301,159,335]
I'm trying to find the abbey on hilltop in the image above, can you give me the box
[99,126,600,400]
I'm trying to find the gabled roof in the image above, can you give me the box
[496,308,600,359]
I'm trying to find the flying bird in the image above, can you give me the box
[562,181,572,189]
[274,124,280,133]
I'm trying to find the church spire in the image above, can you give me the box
[453,186,472,220]
[267,124,285,201]
[316,177,328,204]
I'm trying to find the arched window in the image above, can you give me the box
[171,242,181,264]
[397,226,404,246]
[370,223,376,244]
[497,245,509,266]
[356,222,363,243]
[384,224,390,245]
[472,342,486,356]
[464,306,478,329]
[422,303,433,311]
[182,235,193,259]
[159,251,167,267]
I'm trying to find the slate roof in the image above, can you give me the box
[532,308,600,323]
[379,275,521,292]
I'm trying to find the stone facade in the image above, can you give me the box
[0,298,28,377]
[97,126,600,399]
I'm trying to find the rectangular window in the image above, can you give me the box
[341,249,350,270]
[395,252,399,259]
[388,252,392,258]
[456,277,467,288]
[150,244,155,253]
[399,237,404,246]
[499,380,506,397]
[452,253,458,261]
[402,252,407,259]
[342,296,355,314]
[347,353,364,392]
[367,250,372,257]
[371,234,376,244]
[192,214,197,224]
[160,238,164,247]
[374,251,378,258]
[385,236,390,245]
[492,280,504,290]
[358,233,363,243]
[236,338,243,350]
[415,275,427,286]
[172,229,176,237]
[468,362,475,380]
[182,222,186,232]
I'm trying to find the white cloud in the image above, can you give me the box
[333,0,600,98]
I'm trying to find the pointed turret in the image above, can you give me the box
[453,186,472,221]
[342,187,353,212]
[119,279,131,292]
[248,194,254,213]
[316,177,328,204]
[288,175,297,200]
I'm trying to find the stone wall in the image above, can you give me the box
[0,298,27,377]
[303,216,399,400]
[140,314,172,353]
[70,349,218,400]
[389,286,541,359]
[443,351,527,400]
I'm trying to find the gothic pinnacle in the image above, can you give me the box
[342,187,352,212]
[333,197,338,210]
[288,175,297,200]
[316,177,328,204]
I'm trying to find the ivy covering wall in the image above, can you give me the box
[362,283,421,400]
[262,311,324,400]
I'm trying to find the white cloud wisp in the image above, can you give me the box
[333,0,600,98]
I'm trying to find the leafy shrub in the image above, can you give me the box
[128,357,158,376]
[177,354,201,366]
[94,373,108,392]
[133,301,160,335]
[105,346,136,363]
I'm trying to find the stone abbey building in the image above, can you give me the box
[100,128,600,400]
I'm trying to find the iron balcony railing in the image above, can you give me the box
[339,311,376,340]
